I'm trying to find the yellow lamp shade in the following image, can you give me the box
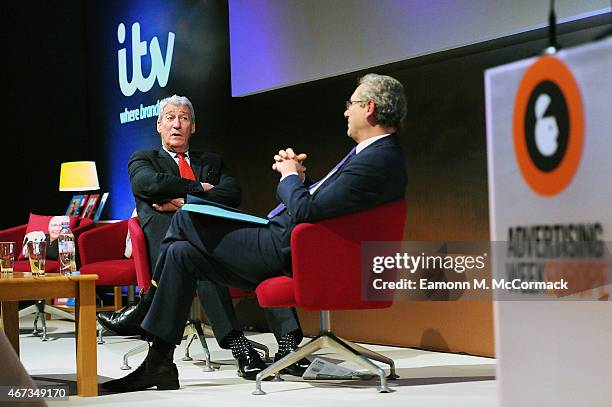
[59,161,100,191]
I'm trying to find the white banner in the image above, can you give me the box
[485,38,612,406]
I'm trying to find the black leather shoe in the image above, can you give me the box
[237,349,268,380]
[97,299,151,337]
[274,351,311,377]
[102,358,179,392]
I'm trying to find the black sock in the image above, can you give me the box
[225,330,254,359]
[148,337,175,364]
[277,330,303,355]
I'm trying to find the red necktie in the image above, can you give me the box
[176,152,196,180]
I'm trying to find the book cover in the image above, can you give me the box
[93,192,110,221]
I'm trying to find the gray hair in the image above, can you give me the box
[158,95,195,122]
[357,74,407,130]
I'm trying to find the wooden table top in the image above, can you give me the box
[0,272,98,285]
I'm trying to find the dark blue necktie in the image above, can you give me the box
[267,147,357,218]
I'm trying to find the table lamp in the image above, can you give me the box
[59,161,100,191]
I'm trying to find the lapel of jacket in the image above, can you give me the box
[312,135,397,196]
[157,148,181,177]
[311,148,356,197]
[189,152,204,181]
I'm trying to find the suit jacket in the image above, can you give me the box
[268,135,406,266]
[129,148,241,264]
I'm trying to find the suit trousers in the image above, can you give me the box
[142,210,301,346]
[144,213,300,348]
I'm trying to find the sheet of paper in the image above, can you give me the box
[302,357,376,380]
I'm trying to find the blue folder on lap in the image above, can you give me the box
[182,195,269,225]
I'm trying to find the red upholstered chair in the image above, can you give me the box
[252,199,407,395]
[78,220,138,311]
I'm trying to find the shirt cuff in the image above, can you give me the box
[280,172,299,182]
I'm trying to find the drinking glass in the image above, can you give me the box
[27,240,47,276]
[0,241,15,274]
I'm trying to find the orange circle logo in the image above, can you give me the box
[513,56,584,196]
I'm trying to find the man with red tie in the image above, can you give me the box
[98,95,304,380]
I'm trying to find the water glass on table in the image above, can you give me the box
[27,240,47,275]
[0,241,15,274]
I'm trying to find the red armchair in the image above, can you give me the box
[252,199,407,395]
[78,220,138,311]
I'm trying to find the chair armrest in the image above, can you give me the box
[74,218,95,235]
[289,199,406,310]
[128,217,151,290]
[73,219,96,268]
[291,222,363,310]
[0,224,27,257]
[78,220,128,265]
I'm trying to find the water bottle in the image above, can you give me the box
[58,222,76,275]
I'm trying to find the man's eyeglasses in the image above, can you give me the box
[345,100,366,109]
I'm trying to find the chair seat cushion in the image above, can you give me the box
[80,259,137,286]
[255,276,295,308]
[13,260,59,273]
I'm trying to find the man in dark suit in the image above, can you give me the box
[102,74,408,392]
[97,95,302,379]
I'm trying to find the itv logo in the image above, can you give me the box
[117,22,175,97]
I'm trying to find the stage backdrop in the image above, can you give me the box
[486,38,612,406]
[85,0,231,219]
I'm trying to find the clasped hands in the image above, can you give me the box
[272,148,308,181]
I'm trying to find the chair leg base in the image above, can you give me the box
[253,331,396,395]
[20,302,77,342]
[336,335,399,380]
[270,373,284,382]
[378,384,393,393]
[193,322,215,372]
[97,328,106,345]
[182,322,217,372]
[121,342,149,370]
[182,330,197,361]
